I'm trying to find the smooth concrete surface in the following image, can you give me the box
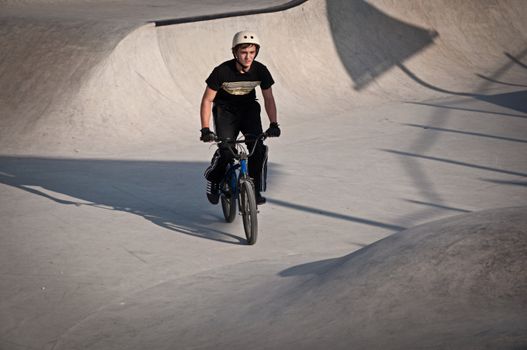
[1,0,526,349]
[51,207,527,350]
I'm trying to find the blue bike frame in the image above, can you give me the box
[222,158,248,200]
[218,134,265,200]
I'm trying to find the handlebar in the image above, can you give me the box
[215,133,268,158]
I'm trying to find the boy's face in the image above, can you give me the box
[235,45,257,68]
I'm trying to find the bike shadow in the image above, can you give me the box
[0,155,246,245]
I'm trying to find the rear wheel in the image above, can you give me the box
[240,179,258,245]
[221,173,237,223]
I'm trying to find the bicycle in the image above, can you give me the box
[215,133,268,245]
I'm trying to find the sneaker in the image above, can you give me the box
[256,192,266,205]
[206,180,219,205]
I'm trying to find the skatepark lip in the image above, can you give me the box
[0,0,308,23]
[154,0,308,26]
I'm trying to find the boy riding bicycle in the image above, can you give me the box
[200,31,281,205]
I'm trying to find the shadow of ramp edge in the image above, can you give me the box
[326,0,438,91]
[0,155,247,244]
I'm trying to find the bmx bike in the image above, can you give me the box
[215,133,267,245]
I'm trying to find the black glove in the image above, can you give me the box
[265,122,281,137]
[200,128,216,142]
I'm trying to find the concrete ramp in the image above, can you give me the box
[1,1,527,349]
[1,0,526,155]
[51,207,527,349]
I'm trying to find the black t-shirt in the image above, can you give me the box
[206,59,275,105]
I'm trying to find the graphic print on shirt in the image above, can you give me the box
[221,81,261,95]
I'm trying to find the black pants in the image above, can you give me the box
[204,101,268,192]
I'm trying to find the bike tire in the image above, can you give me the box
[221,174,237,223]
[240,179,258,245]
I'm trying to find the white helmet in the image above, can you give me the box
[232,30,261,49]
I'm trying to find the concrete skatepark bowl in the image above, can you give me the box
[1,0,526,349]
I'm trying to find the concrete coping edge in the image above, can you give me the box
[154,0,309,26]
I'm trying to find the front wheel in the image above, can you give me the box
[239,179,258,245]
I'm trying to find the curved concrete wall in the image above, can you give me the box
[0,0,526,155]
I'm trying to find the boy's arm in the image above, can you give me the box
[261,87,277,124]
[200,87,217,129]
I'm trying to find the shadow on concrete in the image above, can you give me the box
[386,58,526,225]
[398,63,527,114]
[326,0,438,90]
[402,199,471,213]
[326,0,527,236]
[326,0,527,115]
[267,197,405,231]
[327,0,527,116]
[0,156,405,241]
[383,149,527,178]
[0,156,247,244]
[478,90,527,114]
[403,124,527,144]
[506,51,527,70]
[481,178,527,187]
[475,73,527,88]
[279,255,345,277]
[405,101,527,119]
